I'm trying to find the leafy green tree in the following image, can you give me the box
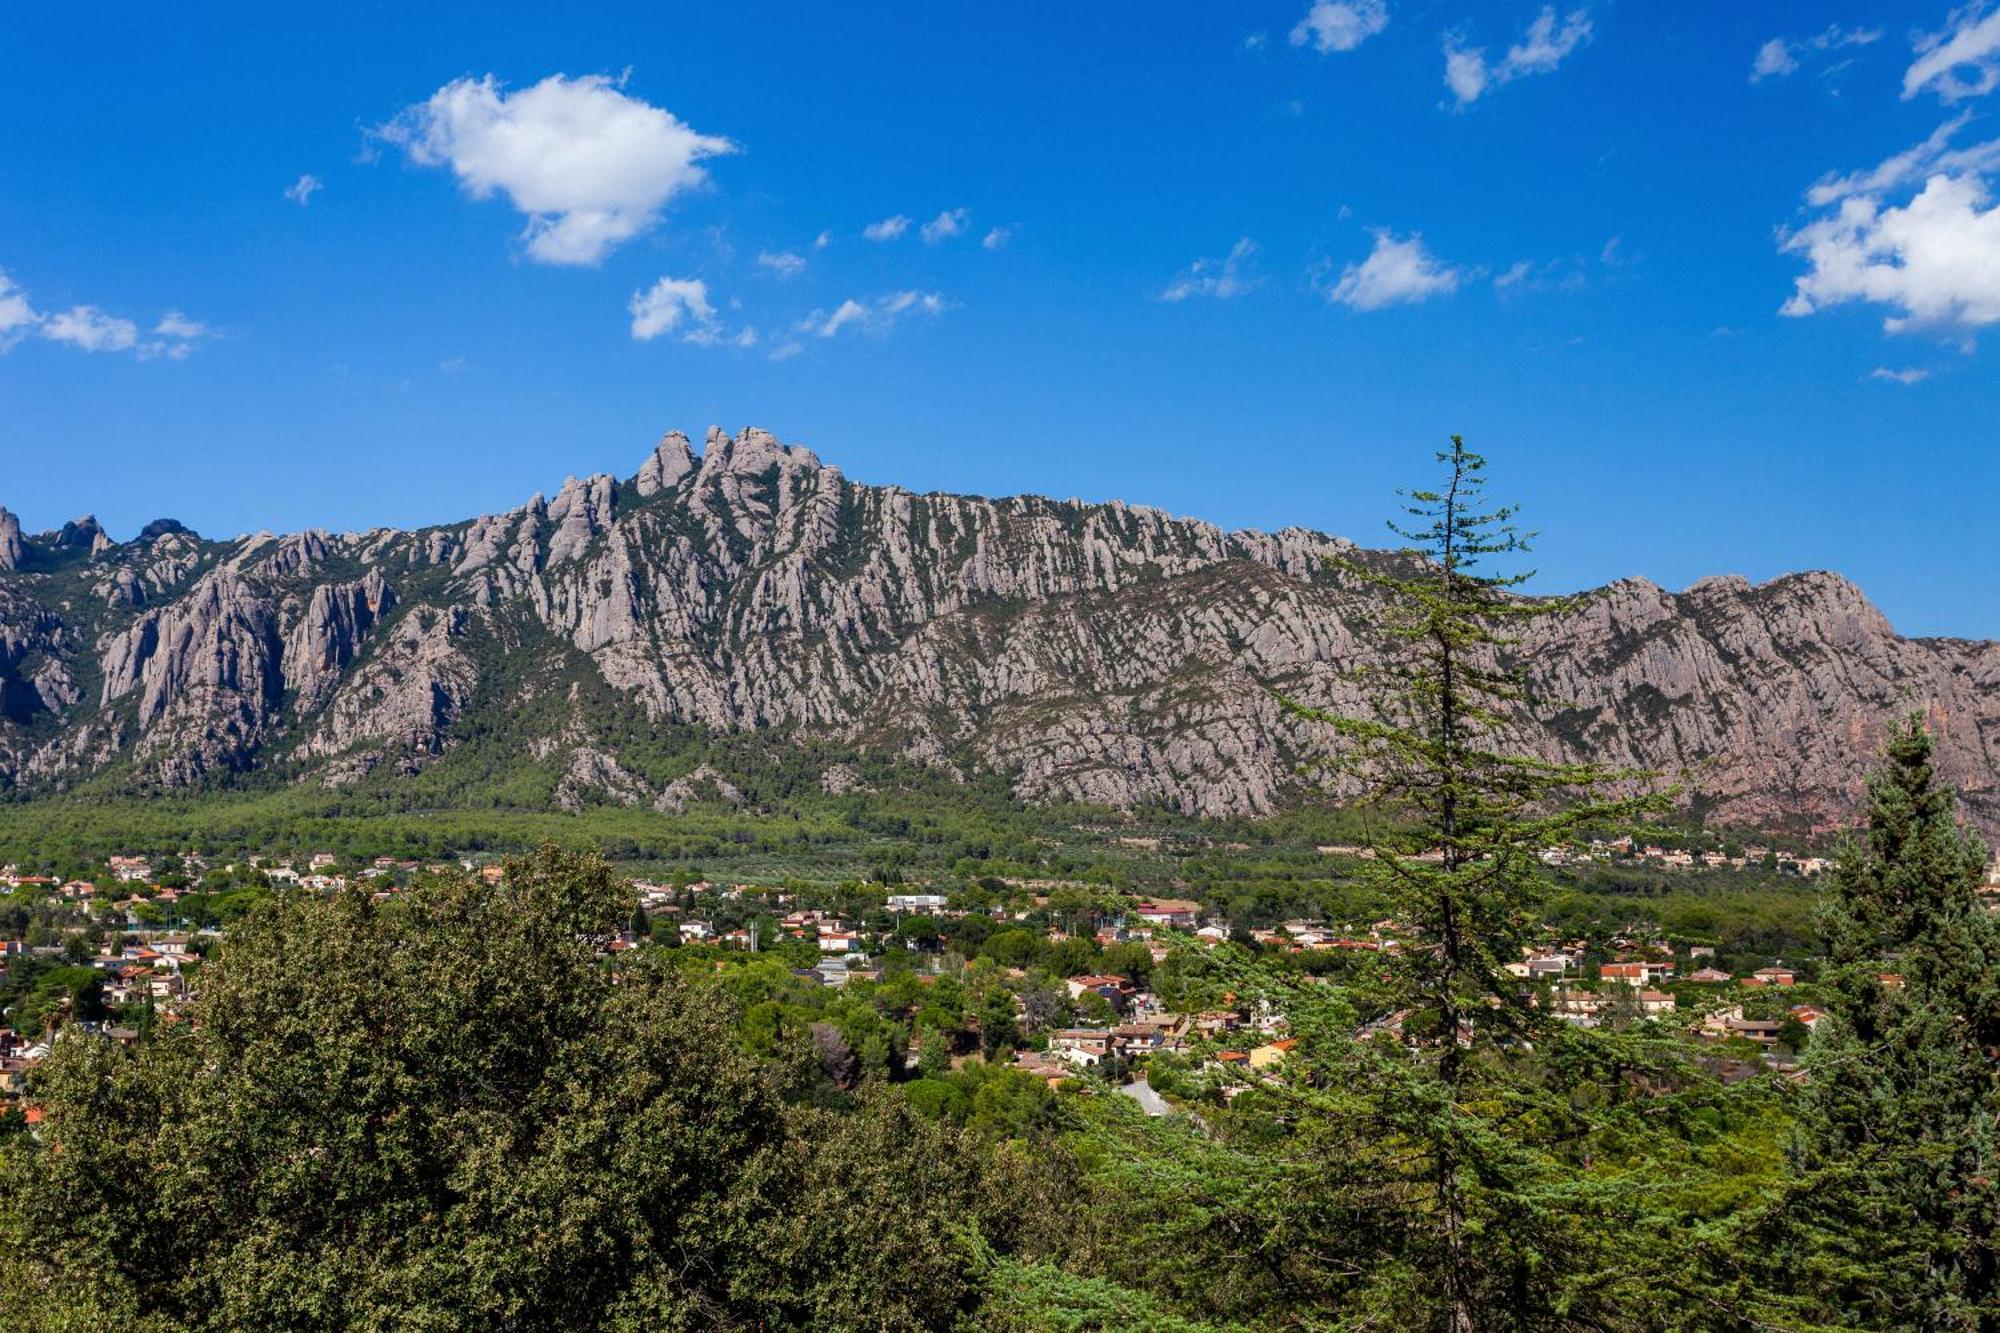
[979,987,1022,1059]
[0,845,991,1330]
[965,1066,1062,1142]
[712,1094,984,1330]
[904,1076,970,1121]
[917,1024,954,1078]
[1775,1014,1810,1054]
[896,914,943,950]
[1756,716,1999,1329]
[10,965,105,1034]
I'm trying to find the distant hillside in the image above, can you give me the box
[1,427,1993,833]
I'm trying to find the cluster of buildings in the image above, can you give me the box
[1534,836,1833,877]
[1010,976,1296,1112]
[11,831,1963,1127]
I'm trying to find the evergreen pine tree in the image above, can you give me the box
[1771,715,1999,1330]
[1278,436,1685,1330]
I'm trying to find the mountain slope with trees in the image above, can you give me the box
[1,427,1993,833]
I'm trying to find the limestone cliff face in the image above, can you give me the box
[0,427,1992,831]
[0,509,22,573]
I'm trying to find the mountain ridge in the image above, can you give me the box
[2,426,1994,833]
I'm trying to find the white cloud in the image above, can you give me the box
[1751,26,1880,83]
[628,276,715,340]
[982,226,1012,250]
[798,290,949,339]
[920,207,970,243]
[1444,45,1490,104]
[1445,7,1592,107]
[1781,118,2000,337]
[1289,0,1388,54]
[1505,6,1593,74]
[884,289,948,316]
[1326,230,1461,310]
[1493,254,1586,296]
[813,230,832,250]
[0,273,37,350]
[137,312,210,360]
[862,215,910,242]
[0,271,208,359]
[1906,4,2000,102]
[756,250,807,277]
[285,173,323,206]
[1752,39,1799,82]
[41,306,139,352]
[1160,237,1260,302]
[815,299,869,337]
[684,323,757,349]
[1870,366,1931,383]
[440,355,470,374]
[155,311,206,340]
[379,73,734,266]
[1802,113,2000,206]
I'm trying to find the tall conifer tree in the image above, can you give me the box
[1280,436,1679,1330]
[1772,716,1999,1330]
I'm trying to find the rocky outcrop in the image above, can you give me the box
[556,746,653,812]
[55,516,113,557]
[655,763,745,814]
[0,509,21,572]
[298,606,475,777]
[634,430,697,497]
[284,572,398,714]
[0,428,1993,831]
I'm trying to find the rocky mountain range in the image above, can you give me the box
[1,427,1994,833]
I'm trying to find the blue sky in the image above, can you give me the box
[3,2,1997,635]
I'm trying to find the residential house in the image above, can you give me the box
[1599,961,1672,987]
[1111,1023,1168,1055]
[1636,989,1678,1016]
[1048,1029,1114,1067]
[1066,974,1135,1012]
[1546,987,1605,1026]
[1132,898,1200,929]
[1248,1038,1297,1070]
[1726,1017,1784,1044]
[1011,1050,1070,1087]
